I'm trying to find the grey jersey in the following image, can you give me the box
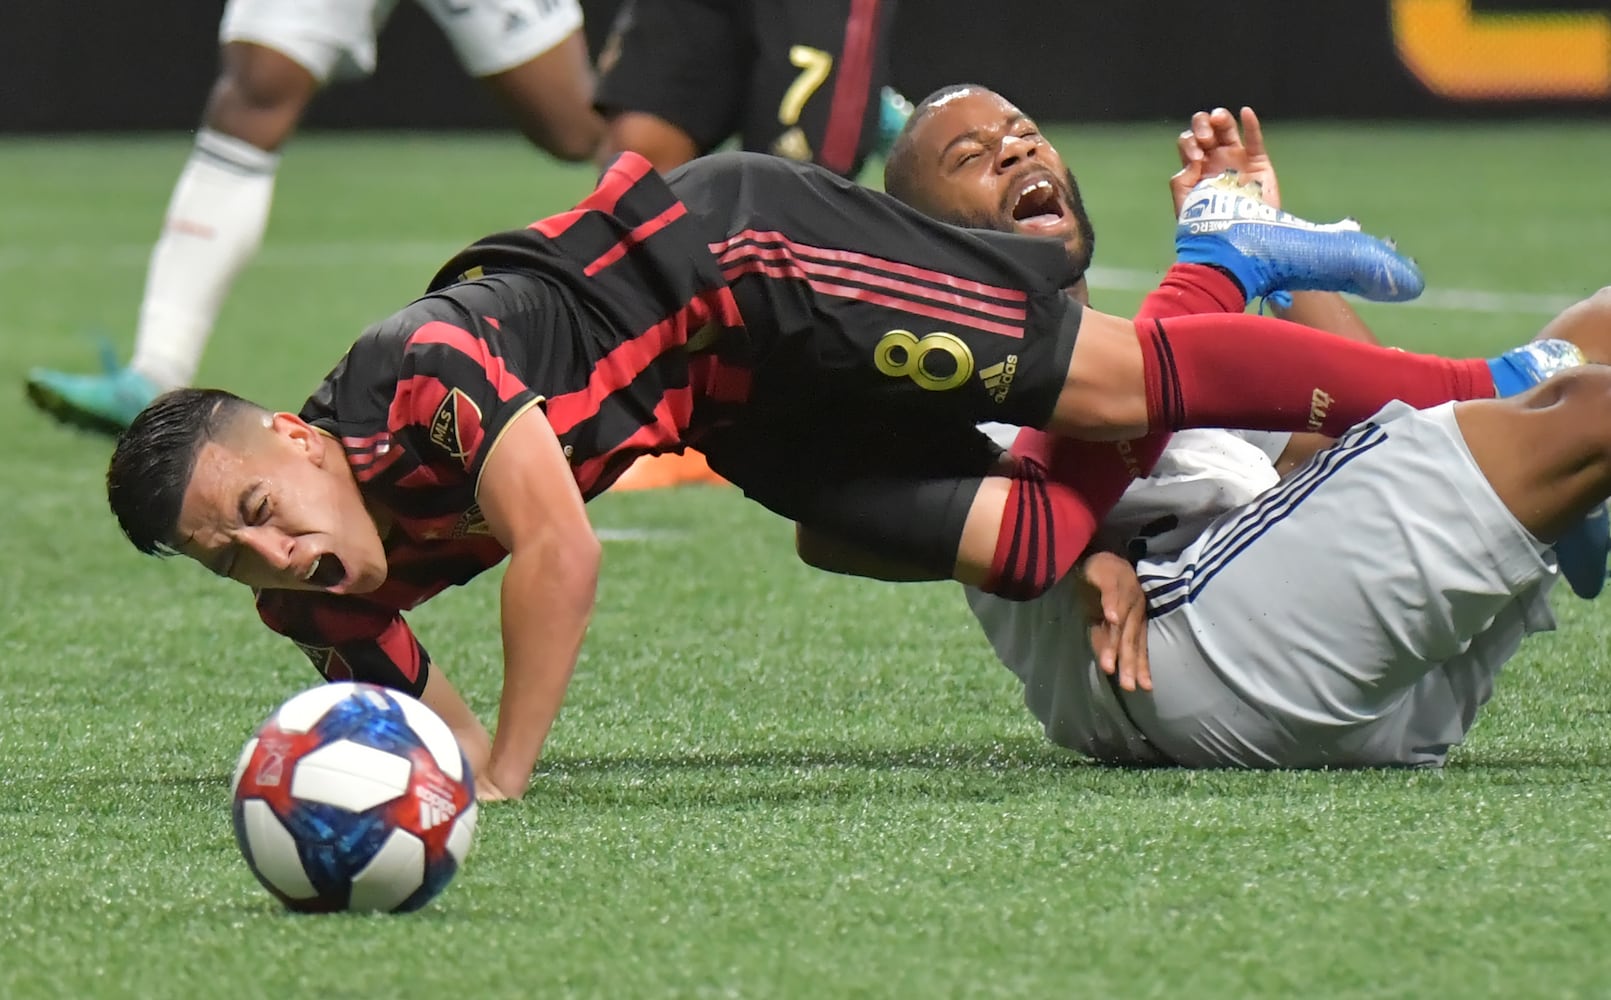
[970,404,1558,768]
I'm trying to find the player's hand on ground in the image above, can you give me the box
[1074,551,1152,692]
[474,772,510,803]
[1170,106,1281,216]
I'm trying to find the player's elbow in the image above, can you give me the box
[512,529,602,614]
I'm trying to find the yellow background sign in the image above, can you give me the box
[1393,0,1611,98]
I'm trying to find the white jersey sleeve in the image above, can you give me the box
[1096,429,1282,561]
[973,403,1557,770]
[974,424,1284,561]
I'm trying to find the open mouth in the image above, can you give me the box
[304,554,347,589]
[1010,177,1067,231]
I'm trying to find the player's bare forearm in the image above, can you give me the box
[488,541,599,798]
[473,406,602,800]
[418,666,493,782]
[1274,292,1380,346]
[1273,433,1337,478]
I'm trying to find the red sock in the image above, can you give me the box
[985,266,1264,596]
[985,445,1100,599]
[1135,263,1245,322]
[1138,313,1495,438]
[1085,264,1249,485]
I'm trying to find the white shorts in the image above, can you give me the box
[1124,401,1558,768]
[220,0,584,82]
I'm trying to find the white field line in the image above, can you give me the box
[0,242,1581,316]
[594,527,684,542]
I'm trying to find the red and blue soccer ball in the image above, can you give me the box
[230,682,478,913]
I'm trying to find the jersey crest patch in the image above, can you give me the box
[293,642,353,682]
[430,388,483,464]
[453,504,493,538]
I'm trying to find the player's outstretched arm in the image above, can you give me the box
[475,406,602,801]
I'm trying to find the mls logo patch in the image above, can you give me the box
[429,388,483,465]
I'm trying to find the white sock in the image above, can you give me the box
[129,128,279,389]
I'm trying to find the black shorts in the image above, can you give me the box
[595,0,897,176]
[697,403,1003,574]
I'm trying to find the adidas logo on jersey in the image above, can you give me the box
[979,355,1018,403]
[1307,387,1335,432]
[416,783,459,830]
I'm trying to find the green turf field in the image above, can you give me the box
[5,122,1611,998]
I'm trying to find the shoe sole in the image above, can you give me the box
[24,380,130,438]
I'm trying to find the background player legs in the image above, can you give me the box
[130,42,314,396]
[597,112,703,173]
[24,41,311,436]
[26,4,604,438]
[598,0,901,489]
[478,31,607,163]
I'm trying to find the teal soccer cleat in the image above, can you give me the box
[1175,171,1424,304]
[876,86,914,157]
[25,344,158,437]
[1487,337,1607,598]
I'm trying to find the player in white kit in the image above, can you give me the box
[968,313,1611,768]
[25,0,603,436]
[869,85,1611,767]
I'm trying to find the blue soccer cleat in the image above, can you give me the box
[1557,505,1610,600]
[25,342,159,437]
[876,86,914,157]
[1175,171,1424,304]
[1486,337,1607,598]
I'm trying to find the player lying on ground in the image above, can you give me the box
[866,83,1611,767]
[25,0,604,437]
[103,148,1554,800]
[970,288,1611,768]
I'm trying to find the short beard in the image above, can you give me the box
[935,167,1096,282]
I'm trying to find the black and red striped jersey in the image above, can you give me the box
[255,151,1082,697]
[256,153,751,696]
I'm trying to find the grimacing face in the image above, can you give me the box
[174,413,389,595]
[902,87,1094,277]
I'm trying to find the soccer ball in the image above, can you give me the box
[230,682,478,913]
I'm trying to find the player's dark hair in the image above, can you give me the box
[106,388,266,556]
[883,83,990,208]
